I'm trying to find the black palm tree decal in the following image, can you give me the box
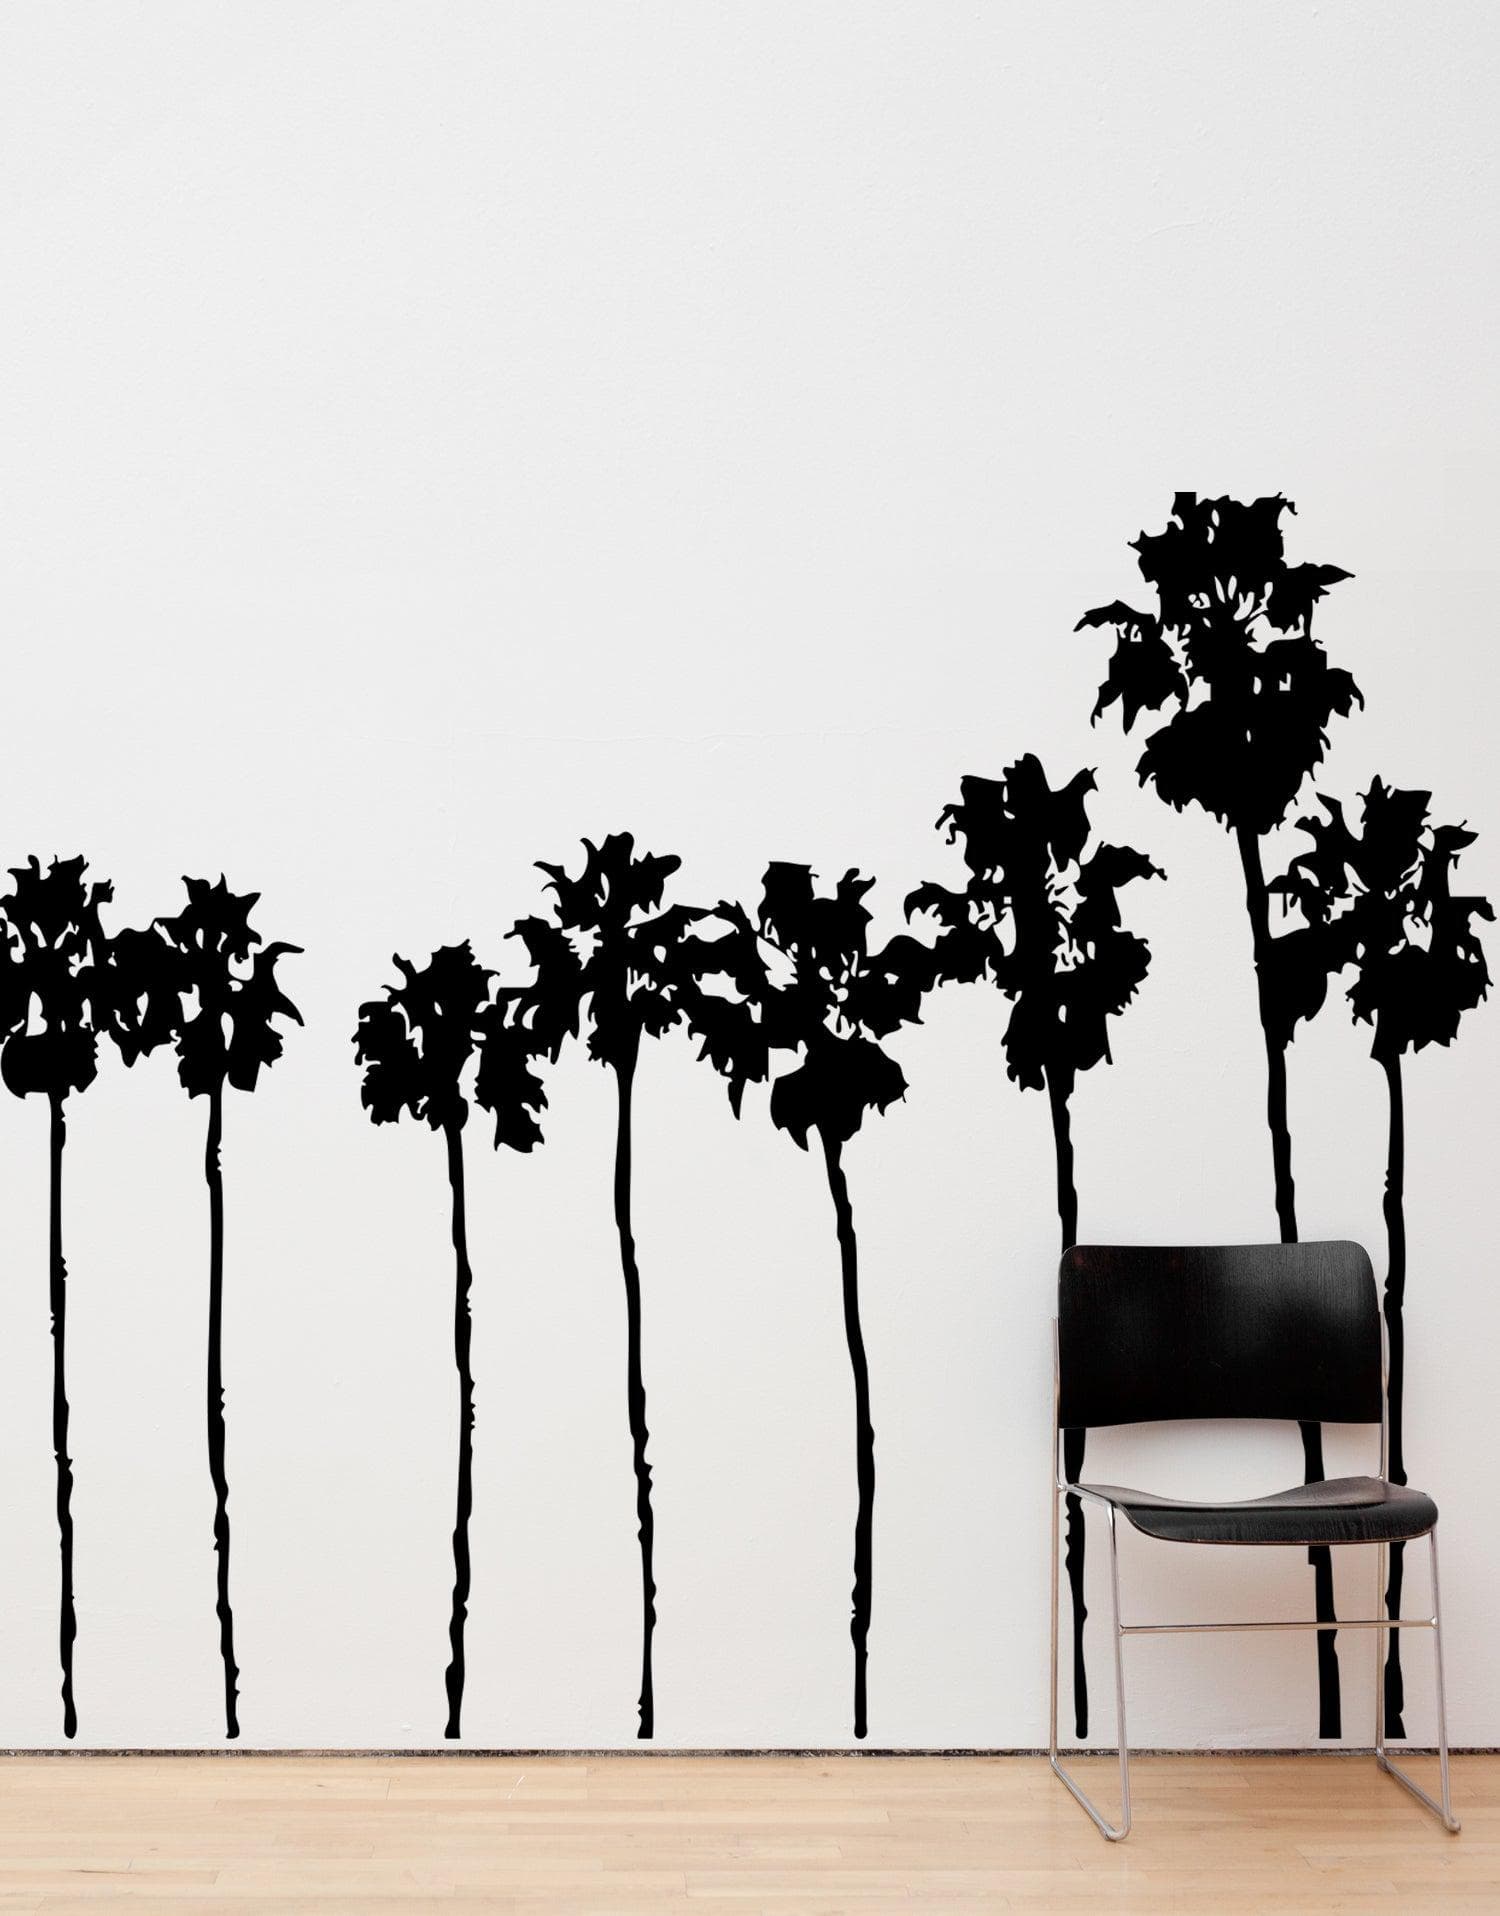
[1273,778,1491,1735]
[511,834,702,1740]
[113,878,301,1739]
[907,756,1161,1738]
[356,942,547,1738]
[1078,492,1360,1736]
[0,856,116,1739]
[685,864,930,1738]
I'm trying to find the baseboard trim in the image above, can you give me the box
[1,1745,1495,1758]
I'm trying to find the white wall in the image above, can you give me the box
[0,1,1496,1749]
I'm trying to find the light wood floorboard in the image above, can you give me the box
[0,1751,1493,1912]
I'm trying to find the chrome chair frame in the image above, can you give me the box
[1047,1319,1459,1841]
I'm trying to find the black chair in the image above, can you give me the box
[1049,1241,1458,1840]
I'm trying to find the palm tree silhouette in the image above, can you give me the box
[513,834,703,1741]
[112,878,301,1740]
[1078,492,1360,1736]
[355,941,547,1738]
[684,863,931,1738]
[0,855,117,1739]
[907,755,1162,1738]
[1272,778,1491,1735]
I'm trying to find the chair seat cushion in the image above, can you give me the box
[1079,1474,1438,1546]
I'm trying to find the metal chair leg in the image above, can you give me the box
[1374,1528,1461,1833]
[1050,1498,1131,1841]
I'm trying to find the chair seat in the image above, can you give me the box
[1078,1474,1438,1546]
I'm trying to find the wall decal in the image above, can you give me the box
[684,865,932,1739]
[1,524,1481,1756]
[355,943,547,1738]
[907,756,1162,1738]
[113,878,301,1740]
[0,856,116,1740]
[510,835,705,1741]
[1273,779,1491,1735]
[1078,492,1360,1737]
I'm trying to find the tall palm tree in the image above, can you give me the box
[1077,492,1360,1736]
[513,834,703,1740]
[0,855,116,1739]
[112,878,301,1739]
[355,942,547,1738]
[684,864,931,1738]
[906,755,1162,1738]
[1272,778,1491,1734]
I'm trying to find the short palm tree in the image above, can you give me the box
[1077,492,1360,1736]
[0,855,116,1739]
[512,834,703,1740]
[685,863,931,1739]
[1272,778,1491,1734]
[355,942,547,1738]
[906,755,1162,1738]
[112,877,301,1739]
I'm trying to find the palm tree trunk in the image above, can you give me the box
[442,1117,474,1739]
[204,1084,240,1739]
[613,1051,656,1740]
[1236,826,1300,1244]
[1236,824,1340,1738]
[1378,1045,1408,1736]
[1045,1065,1088,1740]
[48,1092,77,1740]
[820,1128,874,1741]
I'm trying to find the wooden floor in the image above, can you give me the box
[0,1751,1494,1913]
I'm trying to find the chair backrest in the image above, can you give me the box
[1057,1241,1382,1429]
